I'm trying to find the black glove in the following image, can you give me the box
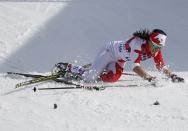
[145,76,159,86]
[145,76,156,82]
[170,74,184,83]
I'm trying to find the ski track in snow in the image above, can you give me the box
[1,1,188,131]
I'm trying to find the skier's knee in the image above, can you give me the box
[100,71,122,82]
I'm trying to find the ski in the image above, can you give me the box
[15,74,60,88]
[14,73,99,89]
[7,72,44,78]
[7,71,70,83]
[34,83,105,91]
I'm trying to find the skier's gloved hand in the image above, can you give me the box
[144,76,159,87]
[145,76,156,82]
[170,74,184,83]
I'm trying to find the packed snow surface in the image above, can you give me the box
[1,72,188,131]
[0,1,188,131]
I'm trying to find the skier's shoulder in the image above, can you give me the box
[128,36,145,50]
[132,36,145,44]
[108,36,146,49]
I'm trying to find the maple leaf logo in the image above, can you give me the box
[154,34,167,45]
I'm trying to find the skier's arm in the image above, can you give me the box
[162,67,172,77]
[131,46,155,82]
[133,66,155,82]
[154,51,184,82]
[153,51,171,77]
[162,67,184,82]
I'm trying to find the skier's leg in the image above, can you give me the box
[100,62,123,82]
[67,64,85,81]
[83,44,115,82]
[52,62,86,81]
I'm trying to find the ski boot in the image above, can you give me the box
[51,62,85,81]
[51,62,70,77]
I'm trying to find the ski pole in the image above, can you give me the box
[34,86,81,91]
[33,86,103,92]
[122,72,137,76]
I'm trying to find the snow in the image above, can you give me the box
[1,73,188,131]
[1,1,188,131]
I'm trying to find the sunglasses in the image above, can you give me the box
[151,41,162,50]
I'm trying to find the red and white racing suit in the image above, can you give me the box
[82,36,166,82]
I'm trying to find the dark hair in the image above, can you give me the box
[133,29,151,40]
[152,29,167,36]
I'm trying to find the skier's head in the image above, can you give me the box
[148,29,167,56]
[149,29,167,49]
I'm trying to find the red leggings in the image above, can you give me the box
[100,63,123,82]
